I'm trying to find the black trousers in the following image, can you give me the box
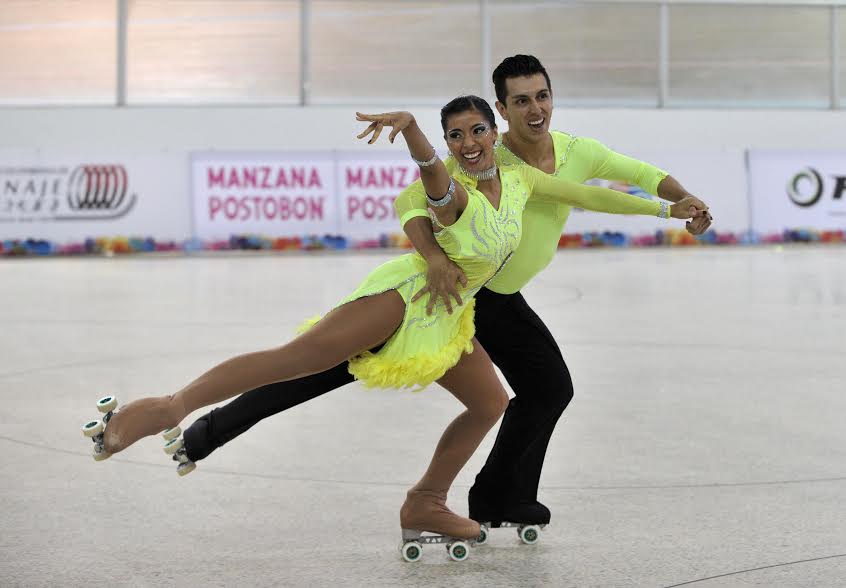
[183,287,574,504]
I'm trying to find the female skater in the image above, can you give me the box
[83,96,698,552]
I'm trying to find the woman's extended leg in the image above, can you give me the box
[400,339,509,539]
[103,291,405,453]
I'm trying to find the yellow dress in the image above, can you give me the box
[304,163,664,390]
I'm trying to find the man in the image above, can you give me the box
[178,55,711,531]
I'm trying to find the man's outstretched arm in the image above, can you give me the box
[585,137,712,234]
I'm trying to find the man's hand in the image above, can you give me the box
[669,195,712,234]
[676,194,712,235]
[686,208,713,235]
[657,176,713,236]
[411,256,468,315]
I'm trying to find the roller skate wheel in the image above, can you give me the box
[518,525,540,545]
[176,461,196,477]
[96,396,118,413]
[93,448,112,461]
[476,525,489,545]
[447,540,469,562]
[82,420,104,437]
[400,541,422,563]
[162,427,181,441]
[163,437,184,455]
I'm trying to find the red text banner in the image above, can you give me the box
[337,151,420,238]
[192,152,337,239]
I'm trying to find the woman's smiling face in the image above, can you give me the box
[444,109,498,171]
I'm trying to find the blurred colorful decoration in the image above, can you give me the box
[1,228,844,257]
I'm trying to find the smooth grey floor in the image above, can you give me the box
[1,246,844,588]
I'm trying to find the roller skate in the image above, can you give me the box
[162,426,196,477]
[398,489,484,563]
[470,495,549,546]
[80,396,119,461]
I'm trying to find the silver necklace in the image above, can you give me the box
[459,165,498,181]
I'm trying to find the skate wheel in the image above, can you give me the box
[176,461,196,477]
[82,420,104,437]
[93,448,112,461]
[447,540,469,562]
[400,541,422,563]
[96,396,118,413]
[475,525,489,546]
[162,427,181,441]
[163,437,184,455]
[518,525,540,545]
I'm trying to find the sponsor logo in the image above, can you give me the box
[346,195,398,221]
[207,165,323,190]
[345,165,419,190]
[202,164,329,223]
[787,167,846,211]
[208,195,326,222]
[342,164,417,222]
[787,167,824,207]
[0,165,137,222]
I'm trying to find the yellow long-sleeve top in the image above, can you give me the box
[394,131,669,294]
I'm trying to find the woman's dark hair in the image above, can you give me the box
[440,95,497,133]
[492,54,552,104]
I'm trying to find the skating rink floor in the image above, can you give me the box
[1,246,844,588]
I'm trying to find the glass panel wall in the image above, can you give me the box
[0,0,117,105]
[669,4,831,108]
[127,0,301,104]
[309,1,481,104]
[491,1,661,106]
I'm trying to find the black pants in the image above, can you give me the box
[183,287,574,504]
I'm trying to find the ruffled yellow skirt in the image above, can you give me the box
[299,253,475,390]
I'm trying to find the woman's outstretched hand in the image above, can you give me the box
[356,111,416,144]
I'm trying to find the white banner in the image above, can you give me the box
[748,151,846,233]
[188,149,749,241]
[0,151,189,241]
[191,152,338,240]
[336,151,420,238]
[0,148,803,244]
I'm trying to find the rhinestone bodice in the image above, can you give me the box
[433,166,529,297]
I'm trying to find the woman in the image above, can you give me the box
[83,96,697,551]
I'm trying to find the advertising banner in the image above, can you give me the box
[192,149,748,240]
[336,151,421,238]
[191,152,338,240]
[748,151,846,233]
[0,151,189,241]
[2,149,753,244]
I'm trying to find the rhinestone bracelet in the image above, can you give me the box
[658,201,670,219]
[427,178,455,208]
[412,148,438,167]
